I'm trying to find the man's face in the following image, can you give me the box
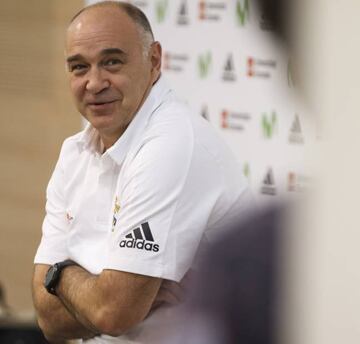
[66,6,161,146]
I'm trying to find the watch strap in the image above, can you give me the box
[45,259,77,295]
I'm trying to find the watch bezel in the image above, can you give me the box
[44,260,76,295]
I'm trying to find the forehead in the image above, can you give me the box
[66,7,141,57]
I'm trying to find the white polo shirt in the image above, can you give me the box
[34,77,253,343]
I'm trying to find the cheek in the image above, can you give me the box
[112,75,130,92]
[70,78,85,104]
[120,74,147,100]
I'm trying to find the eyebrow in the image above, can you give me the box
[101,48,127,56]
[66,48,127,64]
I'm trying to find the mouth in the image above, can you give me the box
[87,100,118,112]
[88,99,118,106]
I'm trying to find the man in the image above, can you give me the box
[32,1,252,343]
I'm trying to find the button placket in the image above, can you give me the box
[96,156,117,225]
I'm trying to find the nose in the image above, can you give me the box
[85,68,110,94]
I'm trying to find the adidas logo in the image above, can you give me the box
[201,105,209,121]
[289,114,304,144]
[261,168,276,195]
[119,222,159,252]
[222,54,236,81]
[177,0,189,25]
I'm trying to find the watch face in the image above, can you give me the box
[44,261,74,295]
[45,265,59,289]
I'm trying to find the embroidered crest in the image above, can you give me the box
[112,197,121,232]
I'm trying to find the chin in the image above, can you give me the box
[91,118,126,137]
[86,113,114,128]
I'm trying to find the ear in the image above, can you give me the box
[150,41,162,81]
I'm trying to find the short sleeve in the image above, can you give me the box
[105,120,205,282]
[34,143,69,264]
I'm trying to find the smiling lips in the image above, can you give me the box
[87,99,118,113]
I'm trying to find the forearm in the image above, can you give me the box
[56,265,162,336]
[32,265,96,341]
[56,266,119,335]
[56,267,102,334]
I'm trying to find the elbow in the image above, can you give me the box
[37,315,52,336]
[37,316,64,343]
[93,305,146,337]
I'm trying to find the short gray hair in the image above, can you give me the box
[70,1,155,59]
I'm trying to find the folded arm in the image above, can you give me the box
[32,264,97,342]
[56,265,162,337]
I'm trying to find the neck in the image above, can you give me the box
[99,125,128,151]
[99,75,158,150]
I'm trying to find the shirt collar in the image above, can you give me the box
[77,124,102,154]
[76,76,172,164]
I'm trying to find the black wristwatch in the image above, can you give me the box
[44,259,77,295]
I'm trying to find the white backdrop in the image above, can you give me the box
[87,0,316,203]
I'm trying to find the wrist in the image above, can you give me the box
[44,260,77,296]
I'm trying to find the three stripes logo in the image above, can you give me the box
[222,54,236,81]
[177,0,189,25]
[289,114,304,144]
[201,105,210,121]
[119,222,159,252]
[261,168,276,195]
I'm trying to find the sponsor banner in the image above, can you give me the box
[247,57,276,79]
[85,0,315,202]
[163,52,189,72]
[288,172,310,193]
[221,109,250,131]
[199,0,227,21]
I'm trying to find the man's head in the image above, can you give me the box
[66,1,162,148]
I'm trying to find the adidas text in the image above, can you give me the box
[119,239,159,252]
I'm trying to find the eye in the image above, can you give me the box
[103,58,122,67]
[69,64,88,74]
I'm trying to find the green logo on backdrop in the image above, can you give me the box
[243,162,250,179]
[156,0,168,23]
[262,112,277,138]
[287,59,295,87]
[198,52,212,78]
[236,0,250,26]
